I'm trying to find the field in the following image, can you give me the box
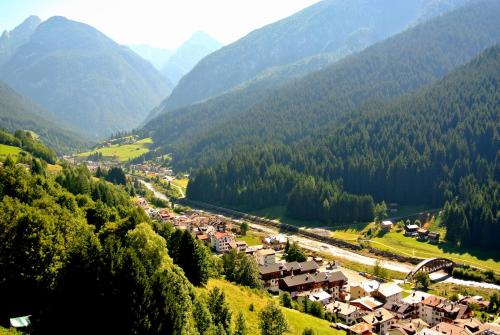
[247,205,499,274]
[237,233,263,246]
[371,232,500,273]
[171,178,189,189]
[77,137,152,162]
[200,279,343,335]
[0,144,21,160]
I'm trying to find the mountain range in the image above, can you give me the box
[0,16,171,138]
[155,0,473,114]
[130,32,222,86]
[142,0,499,170]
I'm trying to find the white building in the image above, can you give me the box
[210,232,236,253]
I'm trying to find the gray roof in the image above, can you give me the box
[282,270,347,288]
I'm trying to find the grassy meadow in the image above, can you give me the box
[0,144,21,160]
[199,279,342,335]
[78,137,152,162]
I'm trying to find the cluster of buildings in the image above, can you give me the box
[129,163,173,178]
[135,199,498,335]
[341,284,496,335]
[403,224,440,244]
[257,248,497,335]
[136,199,250,253]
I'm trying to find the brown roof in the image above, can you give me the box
[432,322,472,335]
[350,322,373,334]
[196,234,209,241]
[421,295,447,307]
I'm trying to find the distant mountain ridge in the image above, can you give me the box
[0,80,87,153]
[0,16,172,138]
[0,15,41,67]
[157,0,473,113]
[160,32,223,85]
[130,32,222,90]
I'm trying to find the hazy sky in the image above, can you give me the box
[0,0,319,49]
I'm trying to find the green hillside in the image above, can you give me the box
[145,0,500,171]
[201,279,342,335]
[187,42,500,251]
[0,80,87,153]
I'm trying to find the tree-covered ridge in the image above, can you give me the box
[0,129,57,164]
[0,157,205,333]
[145,0,500,170]
[187,44,499,236]
[0,80,87,153]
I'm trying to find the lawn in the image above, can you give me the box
[237,234,263,246]
[200,279,343,335]
[371,232,500,273]
[171,178,189,189]
[0,144,21,159]
[77,137,152,162]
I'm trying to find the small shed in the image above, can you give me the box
[381,221,393,230]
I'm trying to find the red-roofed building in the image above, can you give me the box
[210,231,236,253]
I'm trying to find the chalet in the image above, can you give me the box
[327,301,362,325]
[419,296,472,326]
[426,322,473,335]
[362,308,397,335]
[405,224,420,237]
[349,322,373,335]
[308,290,332,305]
[417,229,429,241]
[258,260,319,286]
[382,221,394,231]
[210,232,236,253]
[351,297,384,312]
[350,280,380,300]
[255,249,276,266]
[279,270,347,298]
[384,301,419,320]
[374,283,403,303]
[453,318,485,335]
[388,319,430,335]
[235,241,248,251]
[459,296,490,310]
[263,234,287,250]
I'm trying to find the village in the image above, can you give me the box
[136,196,500,335]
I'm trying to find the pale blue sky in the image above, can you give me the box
[0,0,319,48]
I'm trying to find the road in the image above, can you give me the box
[246,222,413,273]
[139,180,168,201]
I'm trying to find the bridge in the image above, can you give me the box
[406,257,455,281]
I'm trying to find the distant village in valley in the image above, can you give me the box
[136,196,500,335]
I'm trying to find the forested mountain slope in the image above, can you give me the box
[145,0,500,169]
[0,80,87,153]
[160,0,470,112]
[187,45,500,235]
[0,16,171,138]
